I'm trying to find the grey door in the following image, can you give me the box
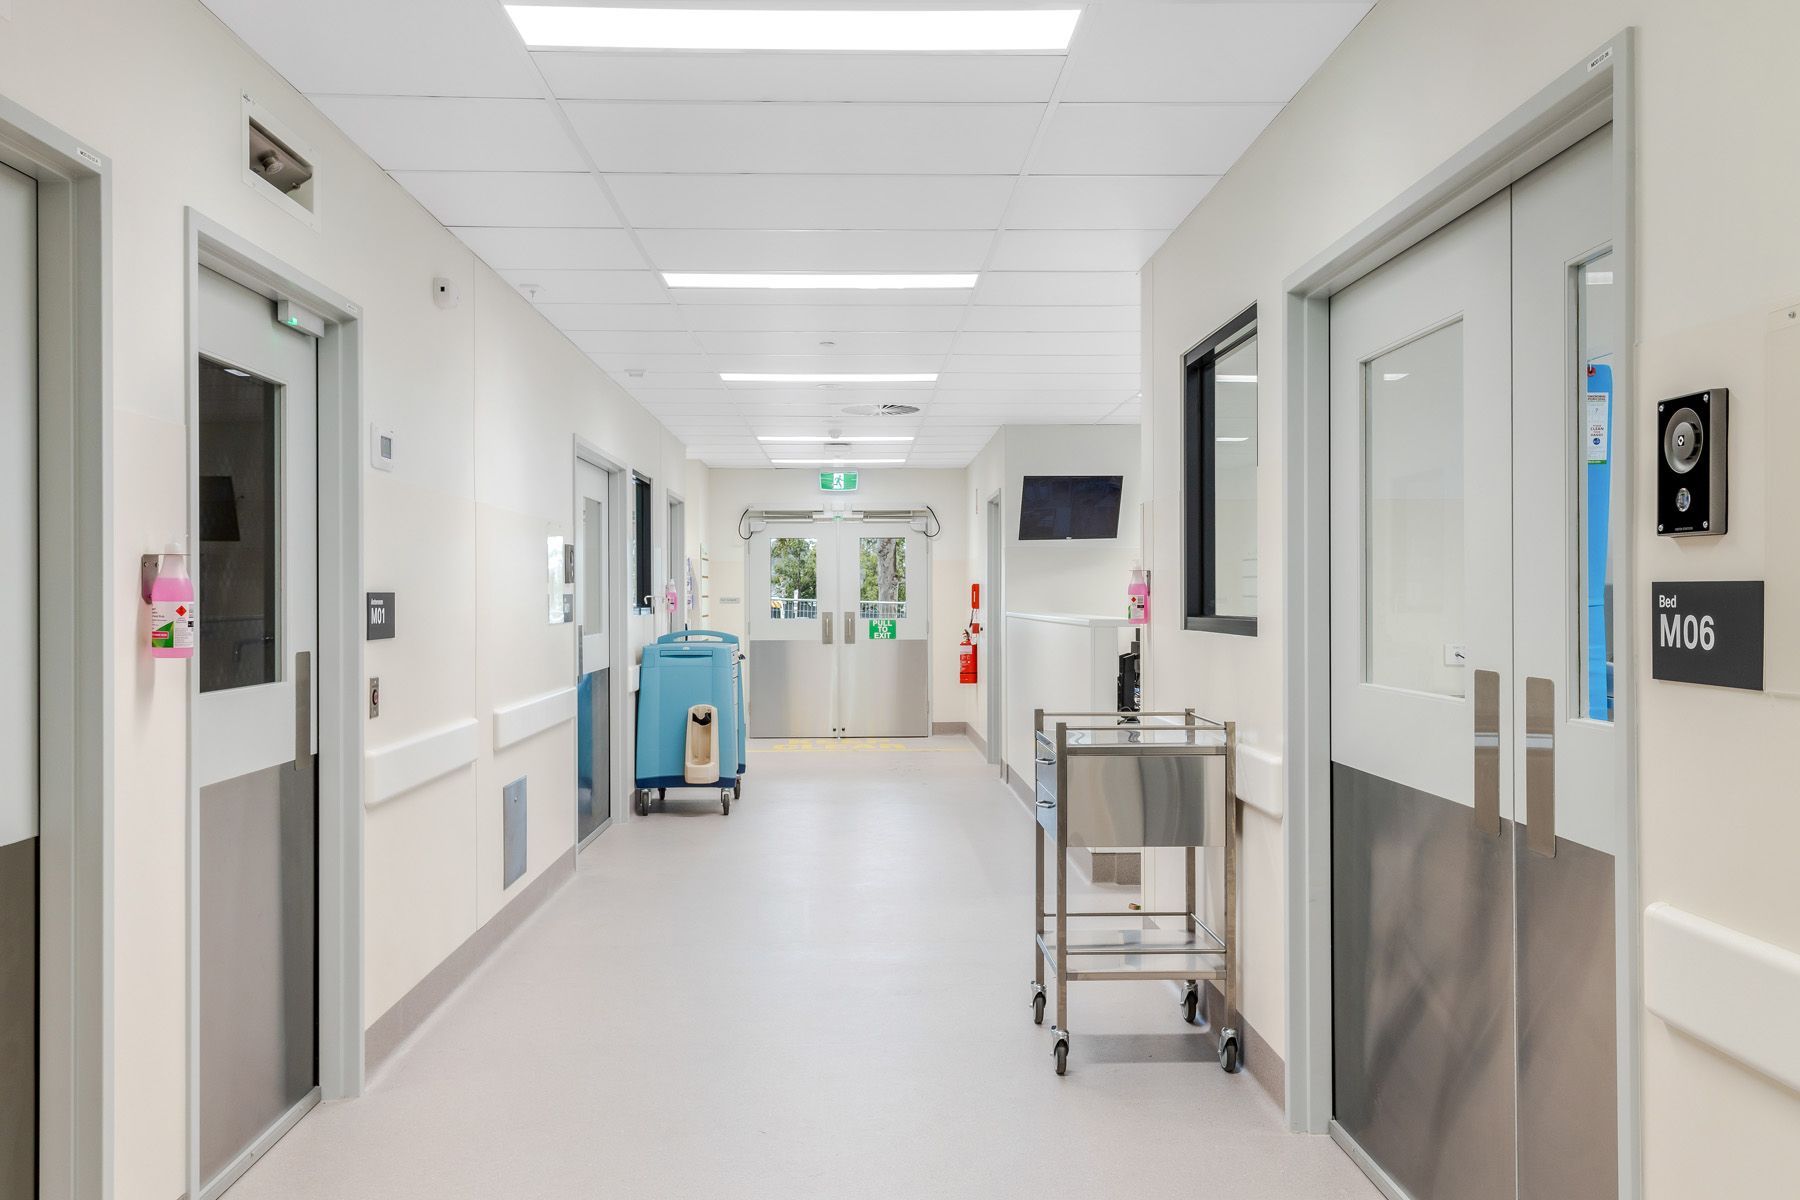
[1329,130,1623,1199]
[0,159,38,1200]
[193,268,321,1197]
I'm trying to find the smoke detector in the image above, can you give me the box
[841,403,921,417]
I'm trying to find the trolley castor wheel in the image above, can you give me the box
[1219,1028,1242,1074]
[1030,982,1047,1026]
[633,789,648,816]
[1182,982,1201,1026]
[721,789,731,815]
[1051,1029,1070,1076]
[733,779,742,800]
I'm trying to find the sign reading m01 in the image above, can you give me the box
[1651,580,1762,691]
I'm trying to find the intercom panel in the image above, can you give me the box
[1656,388,1727,537]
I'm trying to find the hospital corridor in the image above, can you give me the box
[2,1,1799,1199]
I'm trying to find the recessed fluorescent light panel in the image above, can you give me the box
[723,373,936,384]
[665,273,976,291]
[1216,374,1258,384]
[505,6,1080,52]
[770,459,908,466]
[757,436,914,443]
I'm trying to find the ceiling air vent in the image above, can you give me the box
[841,403,921,417]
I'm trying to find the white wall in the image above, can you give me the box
[0,0,703,1194]
[1142,0,1800,1190]
[965,425,1144,777]
[703,467,971,729]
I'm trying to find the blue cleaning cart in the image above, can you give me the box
[633,630,746,815]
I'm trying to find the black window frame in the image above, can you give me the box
[631,472,654,614]
[1183,303,1259,636]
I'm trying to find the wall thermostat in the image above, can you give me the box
[370,423,395,472]
[1656,389,1727,536]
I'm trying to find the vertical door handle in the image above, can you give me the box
[1525,676,1556,858]
[576,625,584,677]
[1472,669,1501,836]
[821,611,833,644]
[844,612,856,644]
[293,650,313,771]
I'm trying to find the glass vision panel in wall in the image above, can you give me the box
[769,537,819,620]
[1578,251,1618,721]
[1363,322,1465,699]
[582,497,605,631]
[198,358,281,693]
[859,537,908,619]
[1213,332,1259,618]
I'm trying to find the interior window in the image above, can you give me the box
[768,537,818,619]
[1182,305,1259,634]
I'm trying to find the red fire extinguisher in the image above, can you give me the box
[959,630,978,685]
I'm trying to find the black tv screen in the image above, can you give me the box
[1018,475,1124,541]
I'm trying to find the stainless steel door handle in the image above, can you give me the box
[293,650,313,771]
[844,612,856,643]
[1473,669,1500,836]
[1525,676,1556,857]
[821,611,833,644]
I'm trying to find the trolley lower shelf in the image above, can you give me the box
[1036,918,1227,981]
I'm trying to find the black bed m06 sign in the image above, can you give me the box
[1651,581,1762,691]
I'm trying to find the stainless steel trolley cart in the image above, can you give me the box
[1029,709,1239,1077]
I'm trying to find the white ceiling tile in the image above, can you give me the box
[391,172,620,228]
[311,96,586,172]
[961,306,1139,333]
[949,354,1140,373]
[989,229,1172,272]
[617,372,727,390]
[727,388,939,408]
[453,227,646,270]
[563,102,1044,174]
[496,270,664,304]
[591,354,715,375]
[1007,175,1217,230]
[535,303,687,331]
[607,174,1014,231]
[1058,2,1371,103]
[1033,103,1283,175]
[681,306,966,333]
[932,389,1139,407]
[952,331,1141,357]
[974,272,1141,306]
[201,0,541,97]
[567,331,703,356]
[937,373,1139,390]
[537,51,1064,103]
[698,331,955,357]
[640,229,992,274]
[711,354,944,375]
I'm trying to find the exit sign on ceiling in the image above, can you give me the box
[820,471,859,492]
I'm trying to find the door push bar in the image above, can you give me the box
[821,611,833,645]
[1471,669,1557,857]
[1473,669,1501,837]
[844,613,856,644]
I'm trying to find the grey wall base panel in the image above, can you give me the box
[930,721,967,737]
[1007,765,1033,810]
[1202,979,1284,1111]
[365,846,576,1077]
[0,837,34,1198]
[963,724,988,757]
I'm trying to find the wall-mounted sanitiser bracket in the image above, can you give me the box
[1657,388,1728,536]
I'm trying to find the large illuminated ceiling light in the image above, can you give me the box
[504,7,1082,52]
[722,373,936,384]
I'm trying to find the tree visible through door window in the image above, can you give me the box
[860,537,907,619]
[769,537,818,619]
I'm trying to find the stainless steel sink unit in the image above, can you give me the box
[1029,709,1240,1077]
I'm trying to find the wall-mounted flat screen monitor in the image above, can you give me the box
[1018,475,1124,541]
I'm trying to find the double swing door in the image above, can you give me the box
[1330,129,1624,1200]
[747,519,928,738]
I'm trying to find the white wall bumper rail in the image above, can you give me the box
[492,686,578,751]
[1645,901,1800,1093]
[365,718,480,809]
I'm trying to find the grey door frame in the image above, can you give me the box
[573,438,632,829]
[984,489,1004,770]
[1279,30,1641,1198]
[0,93,112,1200]
[182,211,366,1199]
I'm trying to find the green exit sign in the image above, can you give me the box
[868,619,898,640]
[820,471,859,492]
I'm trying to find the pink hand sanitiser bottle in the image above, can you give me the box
[149,542,196,659]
